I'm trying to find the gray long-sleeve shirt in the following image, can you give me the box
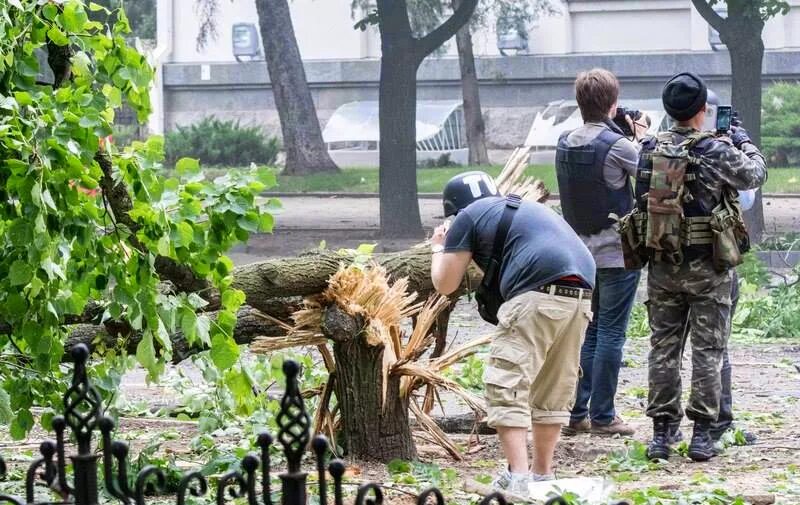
[562,122,641,269]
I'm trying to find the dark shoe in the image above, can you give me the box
[562,418,591,436]
[591,416,636,437]
[647,419,671,461]
[689,421,718,462]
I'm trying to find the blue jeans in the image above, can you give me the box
[570,268,641,425]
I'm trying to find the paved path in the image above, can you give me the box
[269,195,797,232]
[226,195,798,262]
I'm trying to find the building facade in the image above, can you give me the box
[157,0,800,62]
[149,0,800,158]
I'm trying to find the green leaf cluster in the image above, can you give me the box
[0,0,277,438]
[762,82,800,166]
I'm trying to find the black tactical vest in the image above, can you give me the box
[556,128,634,236]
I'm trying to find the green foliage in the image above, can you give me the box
[736,252,770,286]
[128,431,184,491]
[733,260,800,340]
[164,117,280,168]
[387,459,459,491]
[718,427,750,448]
[111,122,144,147]
[706,0,790,22]
[758,232,800,251]
[420,153,459,169]
[443,354,485,392]
[148,350,332,475]
[627,303,651,339]
[90,0,156,39]
[621,487,748,505]
[762,82,800,166]
[605,441,662,473]
[0,0,276,438]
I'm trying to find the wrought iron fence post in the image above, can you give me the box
[277,361,311,505]
[70,454,100,505]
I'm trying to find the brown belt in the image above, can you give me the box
[533,284,592,300]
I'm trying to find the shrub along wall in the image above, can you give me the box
[762,82,800,167]
[165,117,280,167]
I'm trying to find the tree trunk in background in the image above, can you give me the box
[453,0,489,166]
[254,0,339,175]
[378,45,424,238]
[376,0,479,238]
[691,0,769,243]
[722,21,766,242]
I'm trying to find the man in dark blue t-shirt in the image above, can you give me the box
[430,171,596,499]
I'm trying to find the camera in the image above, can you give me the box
[613,107,649,137]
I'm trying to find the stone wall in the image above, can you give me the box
[162,51,800,150]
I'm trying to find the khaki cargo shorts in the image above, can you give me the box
[484,288,592,427]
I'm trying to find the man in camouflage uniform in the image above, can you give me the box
[637,73,766,462]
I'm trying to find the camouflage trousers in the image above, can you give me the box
[645,257,733,422]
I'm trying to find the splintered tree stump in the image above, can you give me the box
[323,304,417,462]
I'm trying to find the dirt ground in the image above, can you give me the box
[2,298,797,504]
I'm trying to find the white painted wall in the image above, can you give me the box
[159,0,800,63]
[168,0,366,62]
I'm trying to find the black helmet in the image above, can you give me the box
[442,171,499,217]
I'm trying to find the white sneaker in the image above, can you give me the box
[492,469,531,500]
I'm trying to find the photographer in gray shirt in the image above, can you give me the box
[556,69,648,437]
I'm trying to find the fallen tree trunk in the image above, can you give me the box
[62,247,479,363]
[229,246,442,311]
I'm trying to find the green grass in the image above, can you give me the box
[207,165,800,194]
[268,165,556,193]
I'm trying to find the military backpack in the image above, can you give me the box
[619,131,750,271]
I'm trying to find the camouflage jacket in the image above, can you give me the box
[637,126,767,213]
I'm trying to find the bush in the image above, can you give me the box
[762,82,800,166]
[165,117,279,167]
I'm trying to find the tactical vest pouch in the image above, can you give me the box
[645,133,713,265]
[618,209,648,270]
[709,190,750,272]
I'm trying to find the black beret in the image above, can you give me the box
[662,72,708,121]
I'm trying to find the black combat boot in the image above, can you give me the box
[689,420,717,462]
[647,418,671,461]
[667,420,684,444]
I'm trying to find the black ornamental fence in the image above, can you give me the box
[0,344,626,505]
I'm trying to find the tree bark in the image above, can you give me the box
[691,0,767,243]
[376,0,479,238]
[254,0,338,175]
[722,19,766,243]
[378,48,424,238]
[324,305,417,461]
[452,0,489,166]
[726,28,766,243]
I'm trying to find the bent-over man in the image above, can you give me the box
[430,171,595,498]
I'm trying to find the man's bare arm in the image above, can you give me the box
[429,223,473,296]
[431,251,473,295]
